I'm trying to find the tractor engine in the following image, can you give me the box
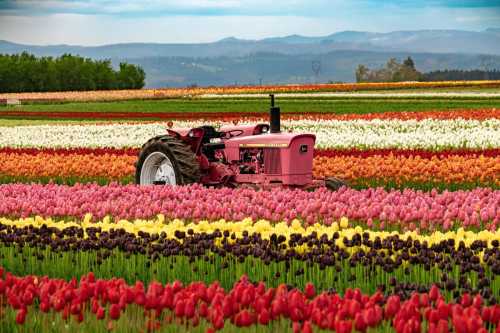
[223,134,315,186]
[221,96,316,187]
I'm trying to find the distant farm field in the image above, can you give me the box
[1,97,499,122]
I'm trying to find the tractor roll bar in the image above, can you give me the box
[269,94,281,133]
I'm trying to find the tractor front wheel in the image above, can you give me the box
[135,135,201,185]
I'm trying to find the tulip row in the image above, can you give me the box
[1,149,498,190]
[1,118,498,150]
[0,147,139,156]
[0,268,499,333]
[313,155,500,189]
[3,215,499,250]
[0,184,498,231]
[0,217,499,300]
[0,150,136,184]
[1,80,499,102]
[3,146,498,158]
[2,108,498,122]
[315,148,500,158]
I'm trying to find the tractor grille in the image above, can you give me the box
[264,148,281,174]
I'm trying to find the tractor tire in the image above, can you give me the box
[135,135,201,185]
[325,177,348,191]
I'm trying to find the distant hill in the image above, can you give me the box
[121,51,500,88]
[1,28,500,87]
[2,28,500,58]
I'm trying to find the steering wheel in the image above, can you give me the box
[223,129,244,139]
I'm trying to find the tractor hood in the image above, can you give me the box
[225,133,316,148]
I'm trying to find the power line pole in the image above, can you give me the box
[312,60,321,84]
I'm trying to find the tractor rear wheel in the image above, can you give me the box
[135,135,201,185]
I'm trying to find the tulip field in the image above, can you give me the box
[1,80,500,103]
[0,93,499,332]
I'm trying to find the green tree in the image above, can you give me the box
[354,57,422,83]
[0,53,146,93]
[117,63,146,89]
[403,56,415,70]
[355,64,369,82]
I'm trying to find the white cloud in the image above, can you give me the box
[0,13,351,45]
[1,0,334,16]
[0,2,498,45]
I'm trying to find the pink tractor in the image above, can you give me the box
[135,95,345,190]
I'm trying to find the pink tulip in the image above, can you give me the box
[0,184,497,231]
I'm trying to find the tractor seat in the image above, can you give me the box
[200,126,224,143]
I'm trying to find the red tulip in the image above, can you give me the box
[22,290,34,306]
[184,299,196,319]
[347,299,361,318]
[335,319,352,333]
[460,293,471,307]
[75,312,84,323]
[472,295,483,309]
[8,294,22,310]
[420,294,430,307]
[70,302,81,315]
[38,301,50,313]
[222,297,233,317]
[385,295,400,319]
[97,307,105,320]
[481,307,492,323]
[429,319,450,333]
[198,302,209,318]
[256,282,266,296]
[436,319,449,333]
[437,302,450,321]
[405,318,421,333]
[289,306,304,322]
[492,306,500,325]
[234,309,254,327]
[271,297,286,318]
[174,299,185,317]
[302,320,313,333]
[109,304,121,320]
[135,292,146,306]
[354,312,367,332]
[172,280,183,293]
[258,308,270,325]
[293,321,301,333]
[364,306,380,327]
[452,315,467,333]
[429,285,440,302]
[15,308,27,325]
[304,283,315,299]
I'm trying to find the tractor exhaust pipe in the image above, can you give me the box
[269,94,280,133]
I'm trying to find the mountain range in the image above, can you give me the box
[1,29,500,87]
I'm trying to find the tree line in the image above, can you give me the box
[0,52,146,93]
[421,69,500,81]
[355,57,500,82]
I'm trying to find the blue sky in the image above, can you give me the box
[0,0,499,45]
